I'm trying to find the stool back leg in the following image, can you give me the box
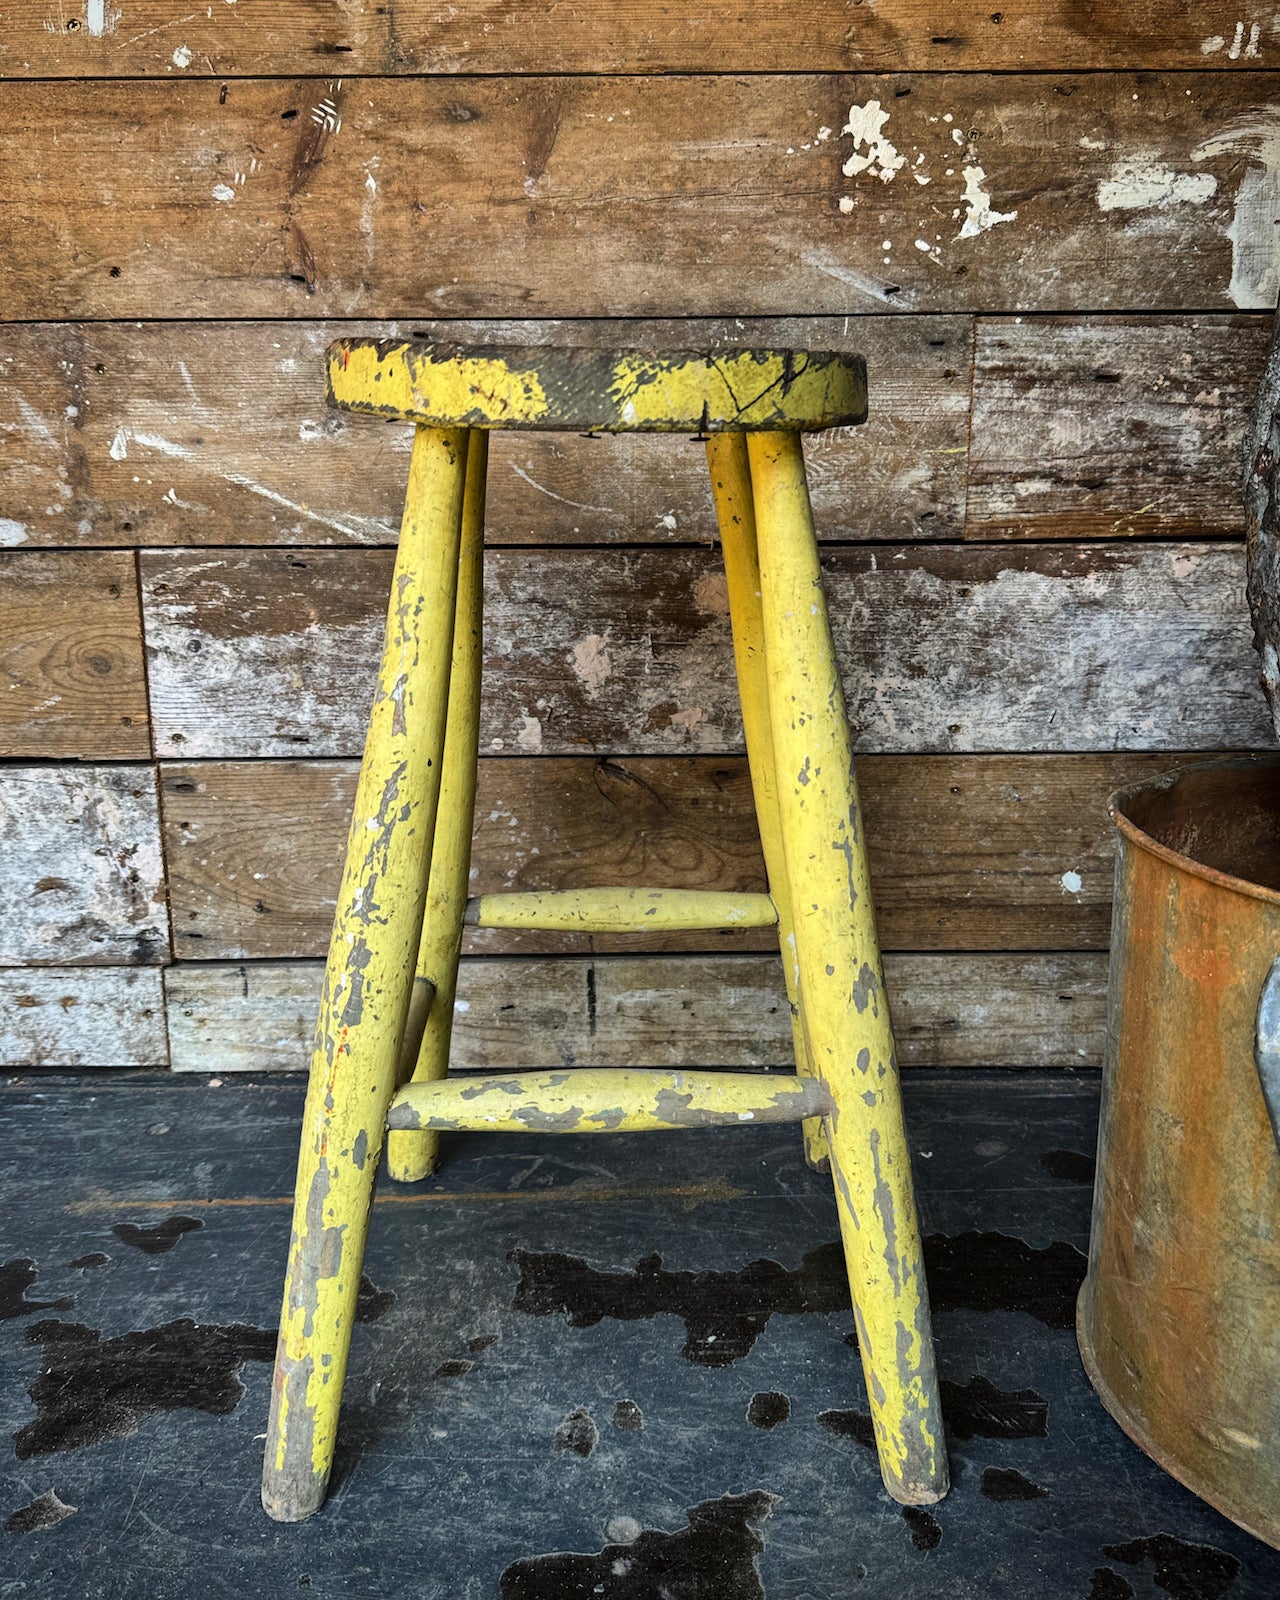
[261,426,471,1522]
[387,430,489,1182]
[707,432,829,1172]
[748,430,950,1506]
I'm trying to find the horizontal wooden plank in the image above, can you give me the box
[969,315,1271,541]
[140,542,1270,758]
[158,753,1202,959]
[0,967,167,1067]
[2,74,1275,318]
[0,552,150,759]
[0,767,167,965]
[0,316,968,547]
[163,952,1108,1073]
[6,3,1280,77]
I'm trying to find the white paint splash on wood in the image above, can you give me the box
[1097,158,1218,211]
[1060,870,1084,896]
[171,43,192,67]
[85,0,120,36]
[211,183,236,201]
[571,634,612,697]
[840,100,906,184]
[0,517,29,546]
[515,714,543,751]
[955,166,1017,239]
[1194,111,1280,307]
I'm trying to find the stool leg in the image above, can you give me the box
[706,432,829,1171]
[262,426,471,1522]
[386,430,488,1183]
[748,430,949,1506]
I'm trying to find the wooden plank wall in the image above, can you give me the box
[1,3,1276,1073]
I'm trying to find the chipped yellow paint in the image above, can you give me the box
[467,886,777,933]
[389,1068,832,1134]
[386,432,489,1185]
[707,432,829,1171]
[326,340,867,432]
[608,348,861,430]
[261,426,471,1524]
[329,342,549,426]
[749,430,948,1506]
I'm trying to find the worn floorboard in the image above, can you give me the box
[1,1071,1277,1597]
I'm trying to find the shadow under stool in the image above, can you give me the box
[261,341,950,1522]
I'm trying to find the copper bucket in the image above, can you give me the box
[1079,756,1280,1547]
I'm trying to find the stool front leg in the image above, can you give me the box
[386,431,488,1183]
[748,430,949,1506]
[262,426,470,1522]
[706,432,829,1171]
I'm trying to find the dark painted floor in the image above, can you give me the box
[1,1069,1277,1600]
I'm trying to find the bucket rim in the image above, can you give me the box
[1109,754,1280,907]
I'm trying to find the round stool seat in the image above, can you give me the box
[326,339,867,433]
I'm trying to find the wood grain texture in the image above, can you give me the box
[0,552,150,758]
[140,542,1270,759]
[0,317,968,547]
[0,767,167,965]
[0,967,167,1067]
[6,2,1280,77]
[1,74,1275,319]
[163,952,1107,1073]
[158,753,1203,960]
[970,316,1272,542]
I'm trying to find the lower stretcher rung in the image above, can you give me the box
[464,887,777,934]
[386,1068,831,1134]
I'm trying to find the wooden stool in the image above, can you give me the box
[261,342,949,1521]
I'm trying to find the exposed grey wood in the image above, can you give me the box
[6,1,1279,77]
[971,315,1273,542]
[0,767,167,965]
[0,552,151,759]
[2,75,1276,319]
[158,753,1199,959]
[0,966,167,1067]
[164,952,1108,1073]
[0,317,968,549]
[140,543,1269,759]
[1243,306,1280,738]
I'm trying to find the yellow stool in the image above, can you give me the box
[261,342,949,1521]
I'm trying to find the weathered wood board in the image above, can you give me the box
[7,2,1280,77]
[4,74,1279,318]
[0,317,969,547]
[164,951,1107,1073]
[0,552,150,759]
[158,753,1203,959]
[969,315,1271,542]
[0,766,167,965]
[140,543,1270,758]
[0,966,167,1066]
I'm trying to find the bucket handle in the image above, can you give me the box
[1254,957,1280,1149]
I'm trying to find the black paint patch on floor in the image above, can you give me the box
[612,1399,643,1431]
[1088,1571,1135,1600]
[1042,1149,1097,1184]
[111,1216,203,1256]
[981,1466,1050,1502]
[553,1407,598,1457]
[498,1490,776,1599]
[14,1317,273,1459]
[746,1391,790,1430]
[0,1259,71,1321]
[509,1230,1086,1361]
[5,1489,76,1533]
[67,1253,108,1271]
[355,1273,396,1324]
[902,1506,943,1550]
[1103,1533,1242,1600]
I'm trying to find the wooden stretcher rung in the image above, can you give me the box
[463,887,778,933]
[386,1068,833,1134]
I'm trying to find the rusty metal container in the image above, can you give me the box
[1079,756,1280,1547]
